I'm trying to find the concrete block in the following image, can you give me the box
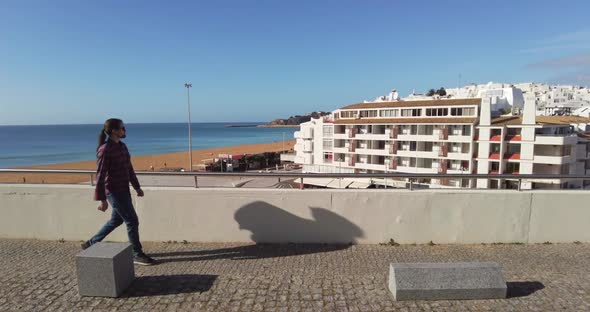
[76,242,135,297]
[389,262,507,301]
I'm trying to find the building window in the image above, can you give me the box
[506,162,520,173]
[425,108,448,116]
[322,125,333,137]
[461,125,471,136]
[380,109,399,117]
[323,152,333,163]
[401,109,422,117]
[359,110,378,118]
[451,107,476,116]
[340,111,358,118]
[322,139,333,150]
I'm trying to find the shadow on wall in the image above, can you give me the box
[151,201,364,263]
[234,201,364,244]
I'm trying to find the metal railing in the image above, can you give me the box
[2,168,590,191]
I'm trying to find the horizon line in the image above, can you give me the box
[0,121,270,127]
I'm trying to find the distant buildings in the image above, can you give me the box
[447,82,590,116]
[294,84,590,190]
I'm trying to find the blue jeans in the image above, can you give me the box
[89,191,143,256]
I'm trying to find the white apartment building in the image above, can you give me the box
[448,82,590,116]
[294,93,590,190]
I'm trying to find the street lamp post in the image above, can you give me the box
[185,82,193,172]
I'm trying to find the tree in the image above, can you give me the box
[436,87,446,96]
[426,89,436,96]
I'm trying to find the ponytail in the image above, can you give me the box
[97,131,107,151]
[97,118,123,152]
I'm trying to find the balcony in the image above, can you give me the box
[489,153,501,160]
[446,152,471,160]
[354,133,387,141]
[354,148,389,156]
[490,135,502,142]
[333,133,348,140]
[533,155,572,165]
[535,135,578,145]
[332,147,348,154]
[396,134,438,142]
[506,135,521,142]
[394,165,438,174]
[395,150,437,158]
[505,153,521,160]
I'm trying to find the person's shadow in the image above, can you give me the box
[152,201,364,263]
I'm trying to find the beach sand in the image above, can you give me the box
[0,140,295,184]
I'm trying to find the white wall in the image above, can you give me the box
[1,185,589,244]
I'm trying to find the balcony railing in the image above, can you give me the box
[2,169,590,191]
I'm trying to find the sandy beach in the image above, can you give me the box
[0,140,295,184]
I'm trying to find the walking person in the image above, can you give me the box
[81,118,156,266]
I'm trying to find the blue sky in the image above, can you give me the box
[1,0,590,125]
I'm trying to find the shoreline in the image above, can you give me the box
[0,140,296,184]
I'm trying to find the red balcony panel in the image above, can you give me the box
[505,153,521,160]
[490,135,502,141]
[489,171,499,174]
[506,135,521,142]
[489,153,501,159]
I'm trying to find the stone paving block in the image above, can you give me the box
[389,262,507,301]
[76,242,135,297]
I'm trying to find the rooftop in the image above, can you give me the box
[334,117,477,125]
[2,239,589,311]
[340,98,482,110]
[490,115,590,126]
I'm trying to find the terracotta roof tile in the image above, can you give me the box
[536,116,590,124]
[490,115,590,126]
[490,116,522,126]
[339,98,481,110]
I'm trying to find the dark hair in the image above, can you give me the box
[97,118,123,151]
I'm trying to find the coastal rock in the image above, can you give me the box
[266,112,329,126]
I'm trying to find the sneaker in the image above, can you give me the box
[134,253,157,266]
[81,241,91,250]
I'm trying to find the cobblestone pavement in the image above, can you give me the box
[1,239,590,311]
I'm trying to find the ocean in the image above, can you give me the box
[0,123,297,168]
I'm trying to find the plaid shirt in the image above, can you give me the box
[94,140,141,201]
